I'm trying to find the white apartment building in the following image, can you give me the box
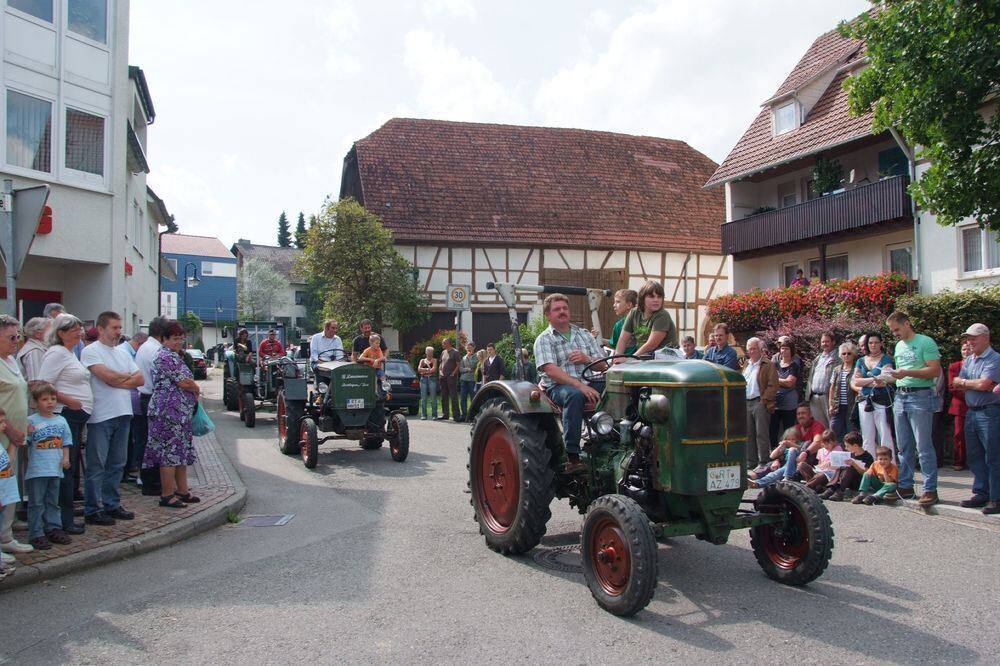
[1,0,169,331]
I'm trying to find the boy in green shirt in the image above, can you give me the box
[593,289,638,356]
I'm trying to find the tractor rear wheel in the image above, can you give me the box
[581,494,658,616]
[468,398,553,555]
[300,419,319,469]
[388,412,409,462]
[750,480,834,586]
[242,392,256,428]
[277,391,304,455]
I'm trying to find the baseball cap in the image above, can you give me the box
[962,323,990,337]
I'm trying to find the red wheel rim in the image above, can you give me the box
[300,421,311,464]
[475,420,520,533]
[589,517,631,596]
[761,498,809,570]
[277,395,286,439]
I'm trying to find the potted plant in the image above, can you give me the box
[811,155,843,196]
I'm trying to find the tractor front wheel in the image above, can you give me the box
[242,392,256,428]
[468,398,554,555]
[224,379,239,411]
[581,494,658,617]
[277,391,304,455]
[387,412,409,462]
[750,480,834,586]
[300,419,319,469]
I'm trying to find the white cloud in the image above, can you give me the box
[325,4,362,76]
[422,0,477,20]
[149,164,227,236]
[403,29,523,121]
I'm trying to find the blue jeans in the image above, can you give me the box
[966,404,1000,500]
[459,380,476,420]
[546,384,586,456]
[757,448,798,487]
[893,390,936,492]
[27,476,62,539]
[420,377,438,418]
[84,415,131,515]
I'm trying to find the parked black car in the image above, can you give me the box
[187,348,208,380]
[384,359,420,415]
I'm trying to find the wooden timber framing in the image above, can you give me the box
[395,242,728,343]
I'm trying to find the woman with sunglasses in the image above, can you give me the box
[828,342,860,442]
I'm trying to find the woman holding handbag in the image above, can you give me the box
[145,321,201,508]
[851,332,896,462]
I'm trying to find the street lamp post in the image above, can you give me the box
[183,262,200,317]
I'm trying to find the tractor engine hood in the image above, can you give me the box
[605,359,745,389]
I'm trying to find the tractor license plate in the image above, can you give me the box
[707,465,740,491]
[347,398,365,409]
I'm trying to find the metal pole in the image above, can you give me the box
[2,179,15,317]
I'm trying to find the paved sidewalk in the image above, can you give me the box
[896,465,999,525]
[0,422,245,590]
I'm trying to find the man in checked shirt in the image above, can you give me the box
[533,294,608,475]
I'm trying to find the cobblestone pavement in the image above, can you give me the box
[3,426,240,577]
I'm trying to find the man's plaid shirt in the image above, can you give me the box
[533,324,605,390]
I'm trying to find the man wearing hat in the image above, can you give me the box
[953,323,1000,514]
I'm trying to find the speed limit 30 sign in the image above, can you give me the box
[447,284,472,310]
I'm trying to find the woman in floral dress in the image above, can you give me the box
[145,321,201,508]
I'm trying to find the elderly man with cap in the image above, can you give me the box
[952,323,1000,514]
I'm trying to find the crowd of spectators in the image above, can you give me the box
[0,306,205,580]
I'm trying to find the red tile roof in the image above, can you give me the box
[705,23,873,188]
[345,118,724,253]
[161,233,233,259]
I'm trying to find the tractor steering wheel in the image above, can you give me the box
[316,348,345,363]
[582,354,638,383]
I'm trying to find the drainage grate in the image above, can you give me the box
[233,514,296,528]
[532,544,583,574]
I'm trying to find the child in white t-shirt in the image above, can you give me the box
[25,383,73,550]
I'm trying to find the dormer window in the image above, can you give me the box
[773,101,797,135]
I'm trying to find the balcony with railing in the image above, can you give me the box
[722,175,912,256]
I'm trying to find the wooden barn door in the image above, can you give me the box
[540,268,625,335]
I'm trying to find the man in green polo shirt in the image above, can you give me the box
[884,311,942,507]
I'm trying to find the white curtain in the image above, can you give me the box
[6,90,52,172]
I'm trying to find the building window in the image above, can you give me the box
[886,242,913,278]
[5,90,52,173]
[68,0,107,44]
[295,290,307,305]
[166,258,178,280]
[878,147,907,178]
[8,0,53,22]
[200,261,236,278]
[809,255,849,281]
[961,225,1000,274]
[777,181,797,208]
[773,102,796,135]
[65,108,105,176]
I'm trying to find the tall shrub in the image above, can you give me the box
[408,329,468,371]
[758,313,888,366]
[895,285,1000,363]
[494,315,549,372]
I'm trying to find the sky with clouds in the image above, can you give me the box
[130,0,870,247]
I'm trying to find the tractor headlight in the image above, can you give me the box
[317,383,328,394]
[589,412,614,436]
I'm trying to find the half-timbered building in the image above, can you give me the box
[340,118,727,351]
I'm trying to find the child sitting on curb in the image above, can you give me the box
[750,428,821,488]
[801,429,843,492]
[820,431,873,501]
[852,446,899,505]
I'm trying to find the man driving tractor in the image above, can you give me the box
[533,293,609,475]
[258,328,285,366]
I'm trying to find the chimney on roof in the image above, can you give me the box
[237,238,251,246]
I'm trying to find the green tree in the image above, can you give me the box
[301,198,429,334]
[841,1,1000,230]
[277,211,292,247]
[295,211,308,249]
[238,256,288,320]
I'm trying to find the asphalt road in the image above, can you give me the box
[1,373,998,664]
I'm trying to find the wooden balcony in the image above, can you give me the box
[722,175,912,256]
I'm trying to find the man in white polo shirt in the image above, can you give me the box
[80,311,143,525]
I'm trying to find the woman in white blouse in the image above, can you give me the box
[38,314,93,535]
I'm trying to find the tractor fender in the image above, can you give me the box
[468,380,556,420]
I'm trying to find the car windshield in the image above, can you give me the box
[385,360,416,378]
[187,349,204,358]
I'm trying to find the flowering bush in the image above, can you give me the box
[408,328,468,371]
[708,273,911,332]
[758,313,888,366]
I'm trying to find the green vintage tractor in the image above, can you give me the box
[467,283,833,616]
[278,359,409,469]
